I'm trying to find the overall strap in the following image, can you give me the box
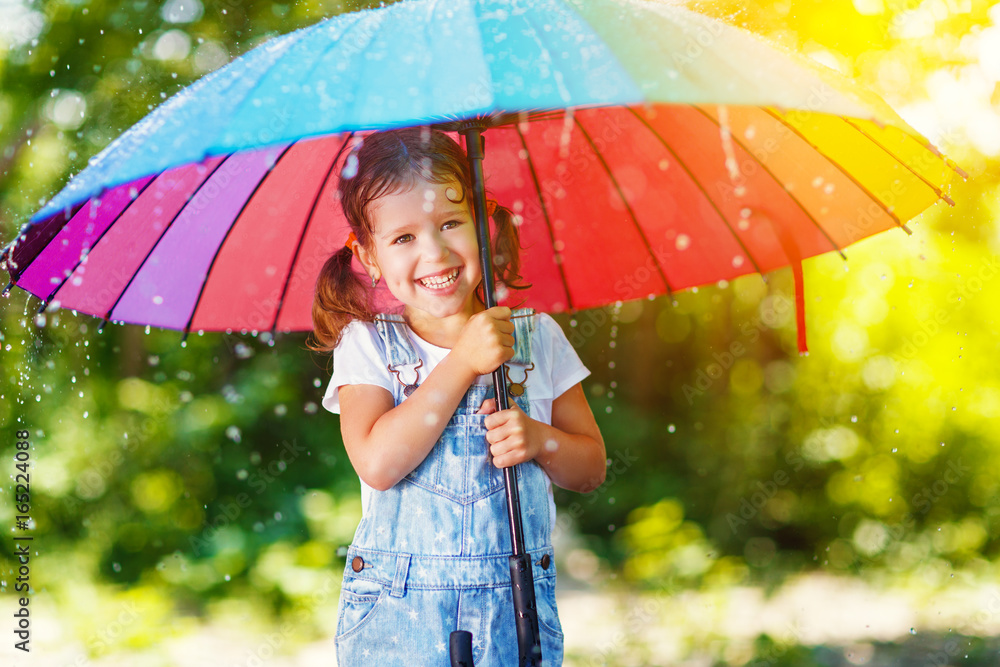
[510,308,535,366]
[373,315,420,367]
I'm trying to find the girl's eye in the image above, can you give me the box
[392,234,413,245]
[442,219,462,230]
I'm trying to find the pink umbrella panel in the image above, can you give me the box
[2,104,954,337]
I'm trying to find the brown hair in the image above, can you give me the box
[308,128,527,355]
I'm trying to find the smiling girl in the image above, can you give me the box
[310,128,605,666]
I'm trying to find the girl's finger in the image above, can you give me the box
[477,398,498,415]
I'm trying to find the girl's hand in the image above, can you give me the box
[479,400,545,468]
[452,307,515,377]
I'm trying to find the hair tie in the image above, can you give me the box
[486,199,498,218]
[345,231,358,251]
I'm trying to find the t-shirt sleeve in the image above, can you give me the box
[321,320,395,414]
[537,313,590,399]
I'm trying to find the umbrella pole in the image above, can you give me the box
[459,124,543,667]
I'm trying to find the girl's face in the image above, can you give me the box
[358,177,483,322]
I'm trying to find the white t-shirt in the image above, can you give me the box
[322,313,591,518]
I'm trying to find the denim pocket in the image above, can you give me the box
[535,575,565,650]
[335,576,385,641]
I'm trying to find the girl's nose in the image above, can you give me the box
[422,234,450,261]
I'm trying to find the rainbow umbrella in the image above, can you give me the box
[1,0,960,346]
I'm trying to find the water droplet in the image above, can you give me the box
[668,424,676,433]
[342,154,359,179]
[112,562,121,572]
[892,448,898,453]
[909,628,917,635]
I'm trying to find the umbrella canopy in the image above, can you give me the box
[1,0,962,336]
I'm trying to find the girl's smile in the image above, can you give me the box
[357,177,483,328]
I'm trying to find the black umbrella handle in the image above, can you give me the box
[461,124,542,667]
[450,630,474,666]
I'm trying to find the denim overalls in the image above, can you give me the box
[335,309,564,666]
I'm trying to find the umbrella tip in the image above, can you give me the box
[36,300,47,315]
[97,319,108,333]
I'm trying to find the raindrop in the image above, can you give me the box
[112,562,121,572]
[313,378,322,388]
[274,404,287,417]
[342,154,359,179]
[668,424,676,433]
[909,628,917,635]
[224,574,231,581]
[675,234,691,251]
[274,512,283,521]
[225,425,241,443]
[892,448,898,453]
[851,415,857,422]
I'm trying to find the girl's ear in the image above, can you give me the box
[353,241,380,282]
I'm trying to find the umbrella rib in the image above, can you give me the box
[762,108,913,236]
[271,133,355,334]
[573,114,675,298]
[102,157,230,327]
[513,124,575,312]
[695,106,847,260]
[839,115,958,206]
[38,177,159,311]
[626,107,767,280]
[185,142,299,336]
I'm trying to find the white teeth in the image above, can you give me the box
[419,269,459,289]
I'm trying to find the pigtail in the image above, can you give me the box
[490,203,530,296]
[307,245,375,354]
